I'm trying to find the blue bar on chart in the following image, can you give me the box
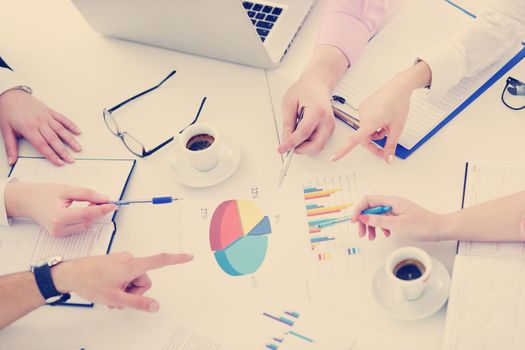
[262,312,295,326]
[273,338,284,343]
[306,204,323,210]
[288,330,315,343]
[266,343,279,350]
[310,236,336,243]
[303,187,322,193]
[284,311,300,318]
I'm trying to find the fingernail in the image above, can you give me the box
[65,154,75,163]
[387,154,394,164]
[56,158,65,166]
[359,215,369,223]
[148,301,159,313]
[74,141,82,151]
[109,204,119,212]
[329,155,337,162]
[7,156,13,165]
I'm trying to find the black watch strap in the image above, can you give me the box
[33,264,71,305]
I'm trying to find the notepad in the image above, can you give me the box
[332,0,525,157]
[442,160,525,350]
[0,157,135,306]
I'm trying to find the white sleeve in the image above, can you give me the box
[0,66,27,96]
[0,177,16,226]
[418,0,525,101]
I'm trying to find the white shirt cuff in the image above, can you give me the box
[0,177,16,226]
[418,40,466,102]
[0,67,27,96]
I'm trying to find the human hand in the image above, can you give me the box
[351,195,445,241]
[277,75,335,155]
[52,252,194,312]
[277,46,349,155]
[0,89,81,166]
[331,61,432,163]
[5,182,117,236]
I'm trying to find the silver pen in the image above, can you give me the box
[278,107,305,187]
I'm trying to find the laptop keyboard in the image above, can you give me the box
[242,1,284,42]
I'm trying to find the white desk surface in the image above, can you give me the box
[1,1,524,349]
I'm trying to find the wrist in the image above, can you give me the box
[302,45,349,91]
[4,180,30,218]
[50,261,75,294]
[397,61,432,90]
[433,212,458,241]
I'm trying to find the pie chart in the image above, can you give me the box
[209,200,272,276]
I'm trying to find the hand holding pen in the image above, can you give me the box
[352,195,443,241]
[278,108,305,186]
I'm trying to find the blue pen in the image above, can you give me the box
[361,206,392,215]
[314,206,393,229]
[108,196,183,206]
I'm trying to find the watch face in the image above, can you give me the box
[34,256,64,268]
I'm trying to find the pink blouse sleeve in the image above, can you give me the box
[316,0,393,65]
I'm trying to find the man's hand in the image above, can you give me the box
[0,89,81,166]
[5,182,117,236]
[52,252,194,312]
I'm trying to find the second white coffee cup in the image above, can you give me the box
[385,246,433,302]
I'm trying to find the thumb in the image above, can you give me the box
[359,214,398,231]
[1,125,18,165]
[115,292,160,312]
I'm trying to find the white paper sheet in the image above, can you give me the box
[443,160,525,349]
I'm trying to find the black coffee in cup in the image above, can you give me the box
[186,134,215,151]
[393,259,426,281]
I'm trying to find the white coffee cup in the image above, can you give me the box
[385,247,432,302]
[178,123,219,171]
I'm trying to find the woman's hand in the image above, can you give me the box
[5,182,117,236]
[352,195,445,241]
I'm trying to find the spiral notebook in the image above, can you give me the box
[1,156,136,307]
[331,0,525,159]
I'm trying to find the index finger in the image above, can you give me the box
[135,253,194,272]
[330,126,374,161]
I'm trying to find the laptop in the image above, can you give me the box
[72,0,315,69]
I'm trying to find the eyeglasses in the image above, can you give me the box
[103,70,207,157]
[501,76,525,111]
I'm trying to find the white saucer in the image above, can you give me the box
[170,134,241,188]
[371,258,450,321]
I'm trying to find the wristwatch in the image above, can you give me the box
[31,256,71,306]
